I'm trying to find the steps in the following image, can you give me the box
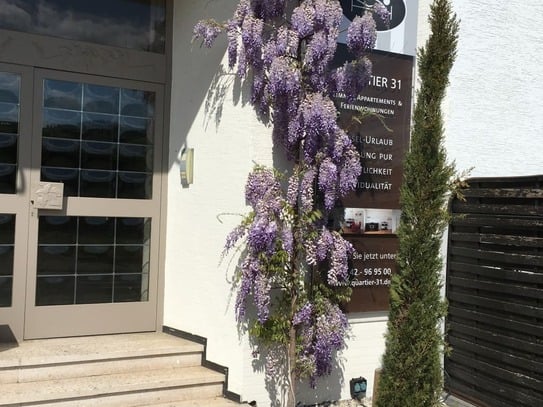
[0,332,239,407]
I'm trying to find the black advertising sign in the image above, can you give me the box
[331,46,414,312]
[343,237,399,312]
[336,46,414,209]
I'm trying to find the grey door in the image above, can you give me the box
[0,65,164,339]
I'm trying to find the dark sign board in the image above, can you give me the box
[331,47,414,312]
[335,47,414,209]
[341,236,400,312]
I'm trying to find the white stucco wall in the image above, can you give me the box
[420,0,543,178]
[164,0,542,406]
[165,2,392,404]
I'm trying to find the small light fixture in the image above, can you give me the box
[350,376,367,400]
[179,147,194,186]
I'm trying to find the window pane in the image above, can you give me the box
[77,245,114,274]
[0,276,12,307]
[37,246,76,275]
[36,276,75,306]
[83,84,119,115]
[36,216,151,306]
[43,108,81,139]
[82,113,118,142]
[76,275,113,304]
[41,138,80,168]
[44,80,82,110]
[0,0,166,53]
[41,79,155,199]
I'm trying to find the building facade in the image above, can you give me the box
[0,1,541,405]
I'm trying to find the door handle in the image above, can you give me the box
[31,182,64,210]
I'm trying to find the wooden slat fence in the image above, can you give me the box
[445,175,543,407]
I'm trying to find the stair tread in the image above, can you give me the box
[0,365,225,405]
[0,332,203,368]
[143,397,240,407]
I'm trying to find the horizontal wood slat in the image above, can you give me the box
[450,246,543,267]
[448,261,543,284]
[461,188,543,199]
[450,232,543,248]
[449,276,542,300]
[449,304,543,338]
[445,175,542,407]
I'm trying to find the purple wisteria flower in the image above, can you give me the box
[245,167,281,210]
[346,12,377,56]
[374,2,391,27]
[248,216,278,254]
[334,57,373,102]
[312,301,348,378]
[300,168,316,212]
[193,20,222,47]
[198,0,380,386]
[254,272,271,322]
[318,157,338,210]
[241,16,264,66]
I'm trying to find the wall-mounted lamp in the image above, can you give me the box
[350,376,367,400]
[180,148,194,186]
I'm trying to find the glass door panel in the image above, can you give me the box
[0,64,33,341]
[23,69,163,339]
[40,78,155,200]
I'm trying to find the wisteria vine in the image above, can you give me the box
[194,0,388,393]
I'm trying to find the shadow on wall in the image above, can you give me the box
[172,1,291,176]
[169,0,236,171]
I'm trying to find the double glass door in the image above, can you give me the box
[0,63,163,340]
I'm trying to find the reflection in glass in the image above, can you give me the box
[41,138,80,168]
[117,217,149,244]
[78,217,114,244]
[120,117,152,145]
[36,276,75,306]
[39,216,77,244]
[44,80,82,110]
[0,0,166,53]
[41,167,79,196]
[114,274,147,302]
[0,102,19,134]
[115,246,144,274]
[36,216,151,306]
[43,108,81,139]
[82,113,118,142]
[78,245,114,274]
[81,141,117,170]
[0,134,17,165]
[76,275,113,304]
[0,246,14,275]
[0,214,15,244]
[40,79,155,199]
[83,84,119,114]
[0,164,16,194]
[0,277,13,307]
[121,89,154,117]
[80,170,116,198]
[0,72,20,104]
[37,246,76,275]
[118,172,151,199]
[118,145,152,172]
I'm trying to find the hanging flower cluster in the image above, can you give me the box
[195,0,389,387]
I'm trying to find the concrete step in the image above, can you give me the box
[146,398,242,407]
[0,332,238,407]
[0,365,225,406]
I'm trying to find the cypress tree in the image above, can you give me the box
[375,1,459,406]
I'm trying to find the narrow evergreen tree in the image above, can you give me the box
[375,1,459,406]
